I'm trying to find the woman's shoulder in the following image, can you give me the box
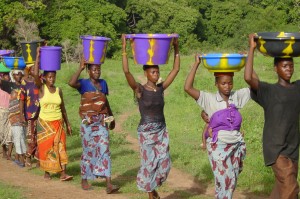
[78,78,89,84]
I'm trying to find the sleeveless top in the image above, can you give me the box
[137,83,165,125]
[39,85,62,121]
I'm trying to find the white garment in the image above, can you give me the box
[11,126,27,154]
[217,130,244,144]
[197,88,251,118]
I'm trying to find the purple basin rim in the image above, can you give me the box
[40,46,62,50]
[80,36,111,41]
[125,34,179,39]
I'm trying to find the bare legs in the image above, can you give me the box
[6,143,13,160]
[2,145,8,159]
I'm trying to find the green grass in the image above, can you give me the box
[0,182,25,199]
[7,54,300,198]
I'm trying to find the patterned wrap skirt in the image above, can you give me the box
[0,108,12,145]
[137,122,171,192]
[37,118,68,173]
[26,118,39,159]
[80,115,111,179]
[206,137,246,199]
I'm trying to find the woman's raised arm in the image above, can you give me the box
[184,54,201,100]
[122,34,139,91]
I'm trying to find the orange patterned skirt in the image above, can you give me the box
[37,118,68,173]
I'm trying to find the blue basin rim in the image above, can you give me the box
[200,54,247,58]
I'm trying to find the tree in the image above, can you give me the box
[125,0,201,53]
[14,18,41,42]
[0,0,45,50]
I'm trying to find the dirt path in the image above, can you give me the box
[0,157,127,199]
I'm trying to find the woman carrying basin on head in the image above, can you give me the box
[184,54,253,198]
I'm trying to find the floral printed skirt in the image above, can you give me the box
[80,116,111,180]
[206,137,246,199]
[137,122,171,192]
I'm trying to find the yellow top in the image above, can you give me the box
[39,85,62,121]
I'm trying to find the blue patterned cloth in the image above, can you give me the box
[137,122,171,192]
[206,137,246,198]
[80,115,111,179]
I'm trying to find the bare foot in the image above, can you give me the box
[44,172,51,180]
[106,184,120,194]
[81,180,93,190]
[25,157,32,167]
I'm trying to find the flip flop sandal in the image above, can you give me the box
[81,184,93,191]
[106,184,120,194]
[13,160,20,165]
[18,163,25,168]
[25,162,32,167]
[60,175,73,181]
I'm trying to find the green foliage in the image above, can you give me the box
[40,0,127,56]
[0,0,299,54]
[125,0,201,53]
[0,0,45,48]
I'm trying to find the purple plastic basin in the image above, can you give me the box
[0,50,14,57]
[125,34,179,65]
[40,46,62,71]
[81,35,111,65]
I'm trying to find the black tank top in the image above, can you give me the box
[137,83,165,125]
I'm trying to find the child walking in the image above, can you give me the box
[9,89,27,167]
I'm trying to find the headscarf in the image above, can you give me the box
[9,70,24,83]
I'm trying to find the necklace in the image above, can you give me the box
[145,83,157,92]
